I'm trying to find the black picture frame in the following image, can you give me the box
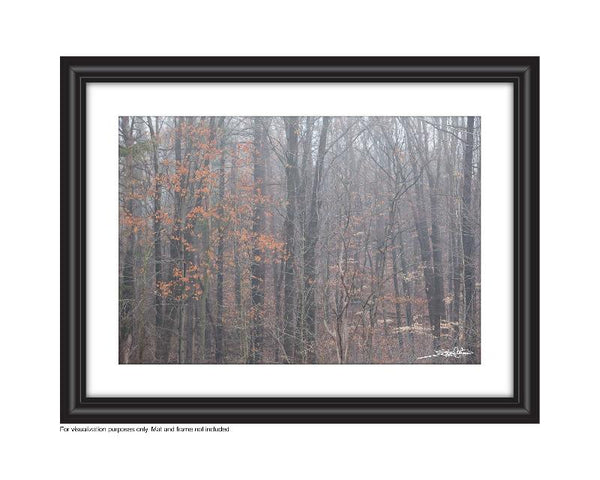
[61,56,539,424]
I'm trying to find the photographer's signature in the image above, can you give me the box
[416,346,474,361]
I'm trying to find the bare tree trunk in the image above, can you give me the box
[230,153,247,362]
[295,117,313,363]
[410,167,437,348]
[423,124,446,351]
[176,118,187,364]
[391,238,403,350]
[214,118,226,363]
[428,175,445,350]
[147,117,164,363]
[158,117,184,363]
[250,118,266,363]
[449,226,461,345]
[462,116,476,357]
[397,229,414,349]
[304,116,329,363]
[282,117,299,362]
[119,116,135,363]
[406,120,443,351]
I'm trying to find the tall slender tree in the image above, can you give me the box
[282,117,300,362]
[462,116,476,356]
[303,116,330,363]
[249,117,267,363]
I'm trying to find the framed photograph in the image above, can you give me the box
[61,57,539,423]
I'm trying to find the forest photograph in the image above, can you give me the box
[119,116,480,364]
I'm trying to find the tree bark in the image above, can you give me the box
[119,116,136,363]
[295,117,313,362]
[158,117,183,363]
[282,117,299,362]
[249,118,266,363]
[426,137,446,351]
[406,129,438,350]
[147,117,164,363]
[214,117,226,363]
[303,116,329,363]
[462,116,476,356]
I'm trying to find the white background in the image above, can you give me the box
[87,83,512,397]
[1,1,597,479]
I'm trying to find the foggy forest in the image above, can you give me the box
[119,116,480,364]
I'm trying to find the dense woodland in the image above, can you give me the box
[119,116,480,364]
